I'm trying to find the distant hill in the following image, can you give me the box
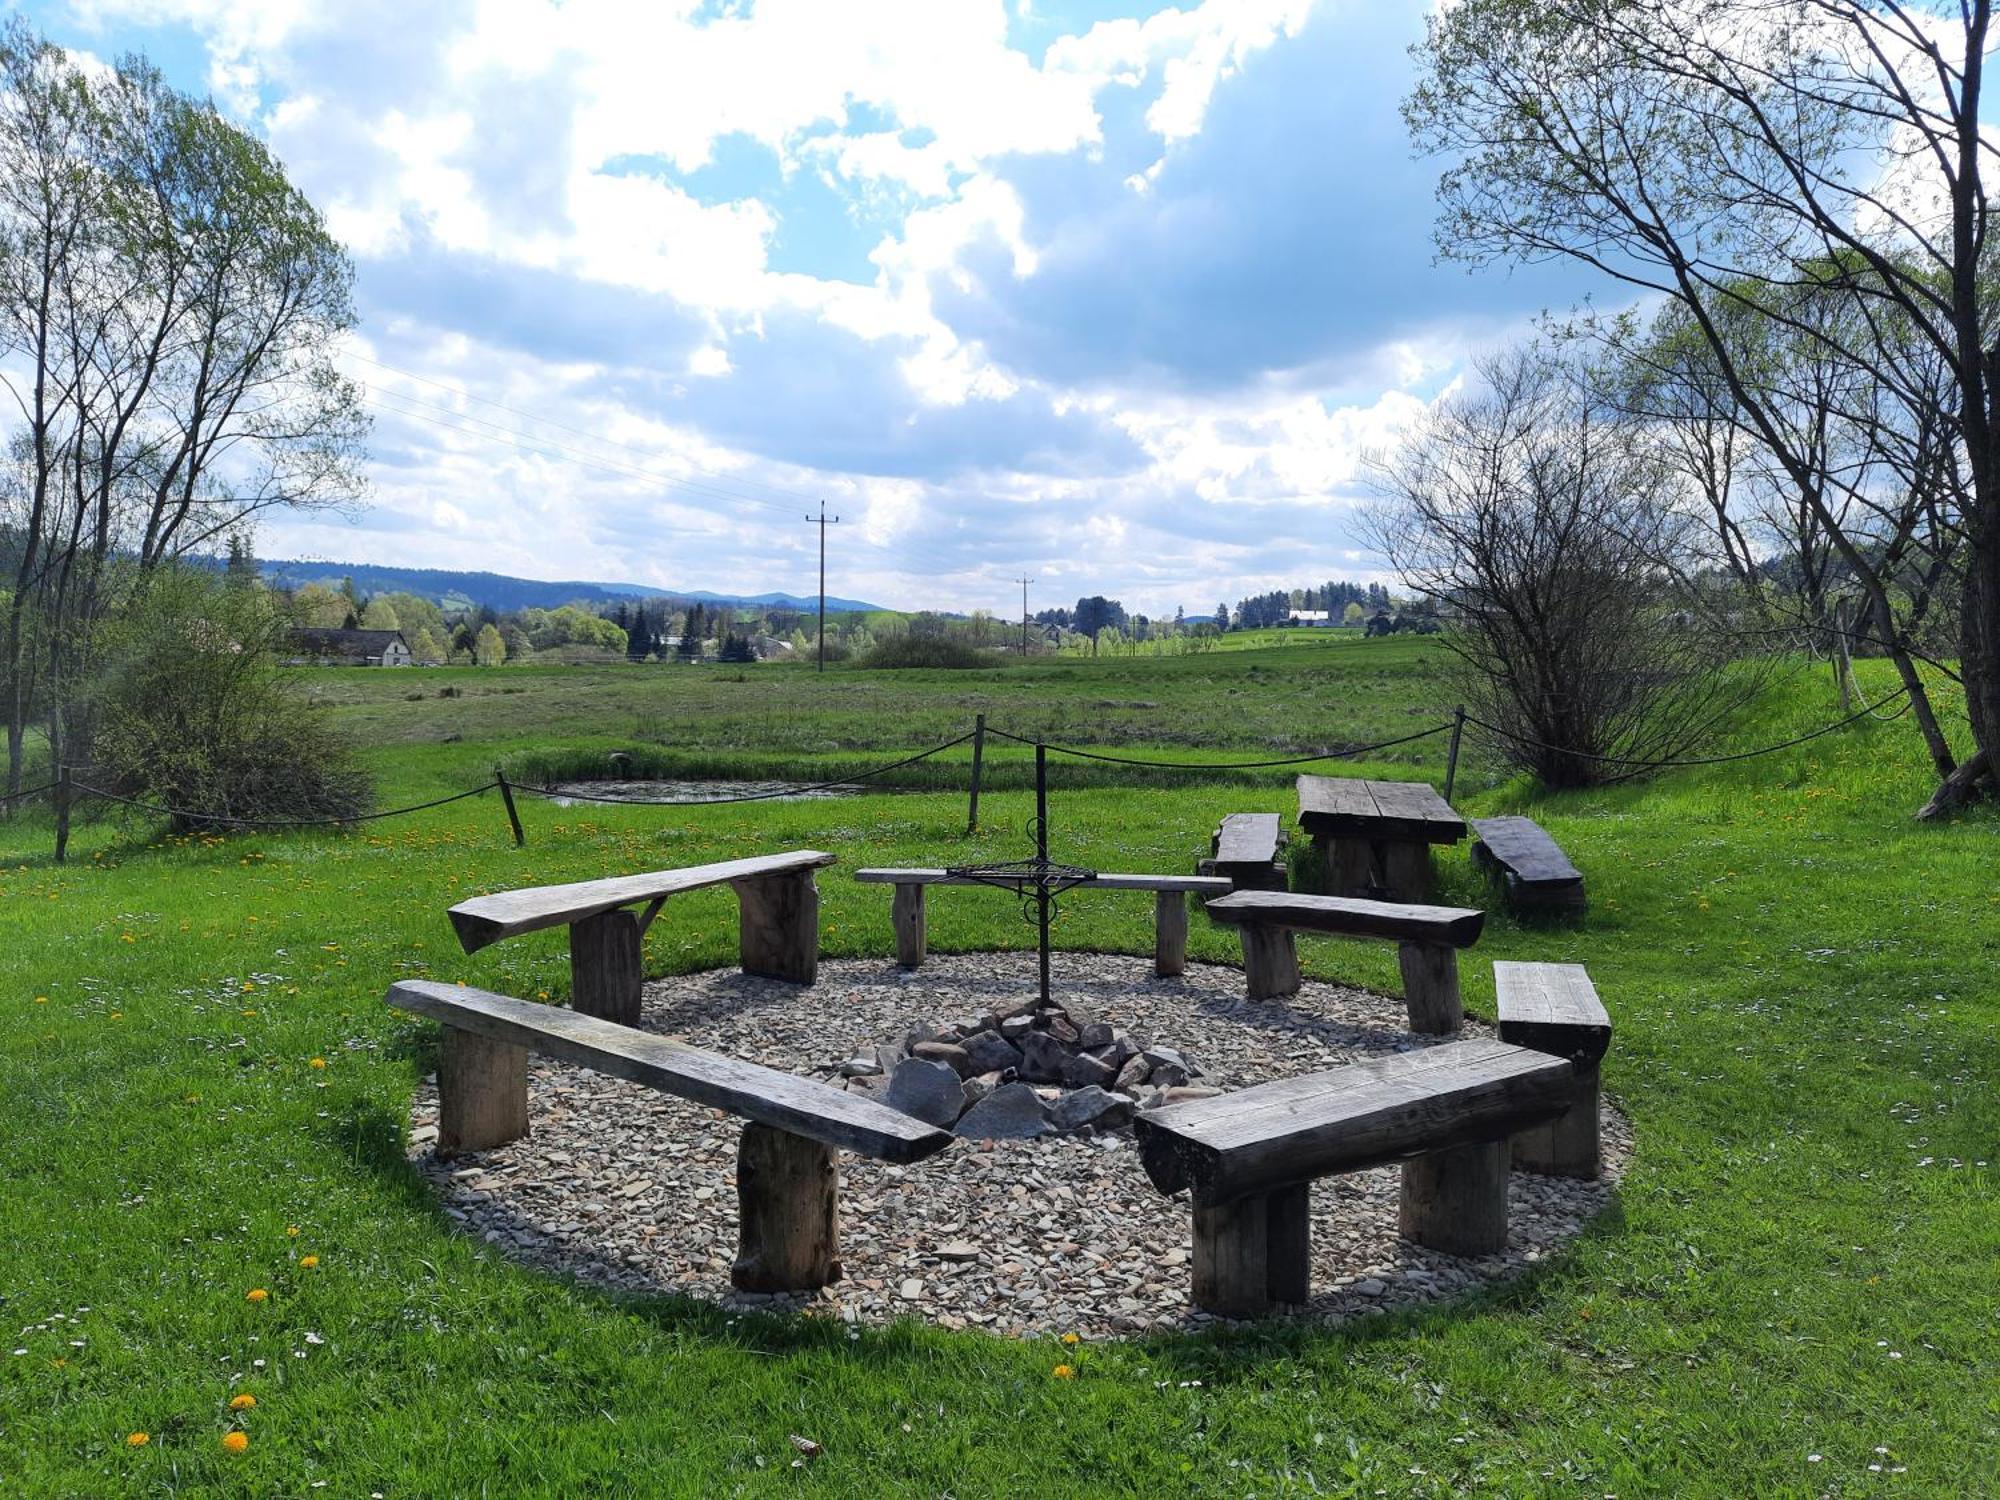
[252,559,886,614]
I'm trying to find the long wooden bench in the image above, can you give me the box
[1196,812,1287,890]
[852,869,1232,977]
[1494,961,1611,1179]
[1470,816,1586,913]
[387,979,953,1292]
[1203,890,1485,1032]
[1132,1039,1575,1315]
[448,851,836,1024]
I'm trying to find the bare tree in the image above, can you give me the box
[1408,0,2000,814]
[1367,346,1760,788]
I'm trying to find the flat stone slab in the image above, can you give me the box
[884,1058,968,1129]
[953,1081,1055,1140]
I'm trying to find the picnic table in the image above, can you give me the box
[1295,774,1466,902]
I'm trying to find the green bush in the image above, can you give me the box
[860,635,989,670]
[87,567,372,830]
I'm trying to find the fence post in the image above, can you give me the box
[495,766,525,847]
[966,713,987,835]
[1443,704,1466,805]
[53,764,71,864]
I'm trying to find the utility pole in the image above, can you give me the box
[1017,574,1033,657]
[806,501,840,672]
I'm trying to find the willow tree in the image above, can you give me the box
[1409,0,1999,815]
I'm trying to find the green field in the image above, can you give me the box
[2,639,1994,1496]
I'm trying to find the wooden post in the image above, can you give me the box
[892,882,927,968]
[570,909,644,1025]
[1511,1059,1601,1179]
[1238,924,1301,1000]
[965,712,986,834]
[1323,836,1373,898]
[1396,940,1463,1034]
[52,763,71,865]
[734,870,820,984]
[494,766,525,847]
[1191,1182,1310,1316]
[1154,889,1188,977]
[1443,703,1466,803]
[732,1122,841,1292]
[437,1025,529,1157]
[1399,1140,1509,1257]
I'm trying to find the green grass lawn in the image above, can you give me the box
[1,642,1993,1496]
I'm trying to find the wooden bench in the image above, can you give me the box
[448,851,836,1025]
[1196,813,1287,890]
[851,869,1232,977]
[1470,816,1586,913]
[1132,1039,1575,1315]
[1203,890,1485,1033]
[1494,961,1611,1179]
[387,979,953,1292]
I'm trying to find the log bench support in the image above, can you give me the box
[437,1025,528,1158]
[1155,890,1189,977]
[732,1122,841,1292]
[1398,1139,1509,1256]
[1494,960,1612,1180]
[570,907,646,1025]
[1193,1183,1309,1316]
[733,870,821,984]
[892,883,927,968]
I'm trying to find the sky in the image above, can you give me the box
[20,0,1592,615]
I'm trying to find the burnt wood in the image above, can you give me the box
[1204,890,1485,946]
[1132,1039,1573,1207]
[386,980,954,1164]
[447,851,837,953]
[1295,775,1466,844]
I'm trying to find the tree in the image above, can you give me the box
[1342,601,1365,626]
[358,597,399,631]
[1408,0,1998,812]
[473,623,506,667]
[1367,345,1759,788]
[1214,603,1230,632]
[408,625,445,665]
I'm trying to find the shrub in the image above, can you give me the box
[860,635,989,670]
[87,567,372,830]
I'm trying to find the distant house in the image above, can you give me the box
[1287,609,1333,627]
[289,627,413,666]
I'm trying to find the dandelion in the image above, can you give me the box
[285,1226,300,1238]
[245,1288,268,1304]
[308,1058,327,1069]
[126,1432,149,1447]
[1060,1333,1080,1346]
[34,995,47,1004]
[230,1393,256,1410]
[221,1431,249,1454]
[1051,1364,1076,1380]
[298,1255,319,1269]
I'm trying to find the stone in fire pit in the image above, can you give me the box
[838,998,1215,1138]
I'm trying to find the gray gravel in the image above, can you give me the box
[408,952,1629,1339]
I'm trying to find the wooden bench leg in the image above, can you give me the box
[570,908,644,1025]
[1381,840,1434,901]
[892,882,926,968]
[1399,1140,1509,1256]
[1512,1060,1601,1179]
[732,1122,841,1292]
[437,1025,528,1158]
[1397,940,1463,1033]
[1238,924,1300,1000]
[1154,890,1188,977]
[733,871,819,985]
[1192,1182,1310,1316]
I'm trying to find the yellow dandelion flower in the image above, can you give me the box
[220,1431,248,1454]
[229,1394,256,1411]
[285,1225,300,1238]
[1060,1332,1080,1346]
[298,1255,319,1269]
[126,1432,150,1447]
[245,1288,268,1304]
[308,1057,327,1069]
[1051,1364,1076,1380]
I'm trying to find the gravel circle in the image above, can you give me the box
[409,952,1628,1339]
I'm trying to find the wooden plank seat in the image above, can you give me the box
[1204,889,1485,1033]
[387,979,953,1292]
[448,851,836,1025]
[1494,961,1611,1179]
[1196,812,1287,891]
[851,868,1232,977]
[1470,816,1586,914]
[1131,1038,1575,1315]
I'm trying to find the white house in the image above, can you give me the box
[289,627,414,666]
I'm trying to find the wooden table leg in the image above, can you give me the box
[437,1025,528,1157]
[732,1122,841,1291]
[734,871,820,984]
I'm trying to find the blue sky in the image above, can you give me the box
[17,0,1589,613]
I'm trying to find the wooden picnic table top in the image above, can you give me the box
[1295,775,1466,844]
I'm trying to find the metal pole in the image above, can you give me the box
[1019,574,1033,657]
[1443,703,1466,804]
[966,713,986,835]
[1034,748,1053,1004]
[495,766,525,847]
[807,501,839,673]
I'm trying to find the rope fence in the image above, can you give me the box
[2,685,1918,862]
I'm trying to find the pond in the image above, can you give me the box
[541,778,871,805]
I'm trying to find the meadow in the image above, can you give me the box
[1,638,1994,1496]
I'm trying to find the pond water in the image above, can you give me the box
[542,778,869,806]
